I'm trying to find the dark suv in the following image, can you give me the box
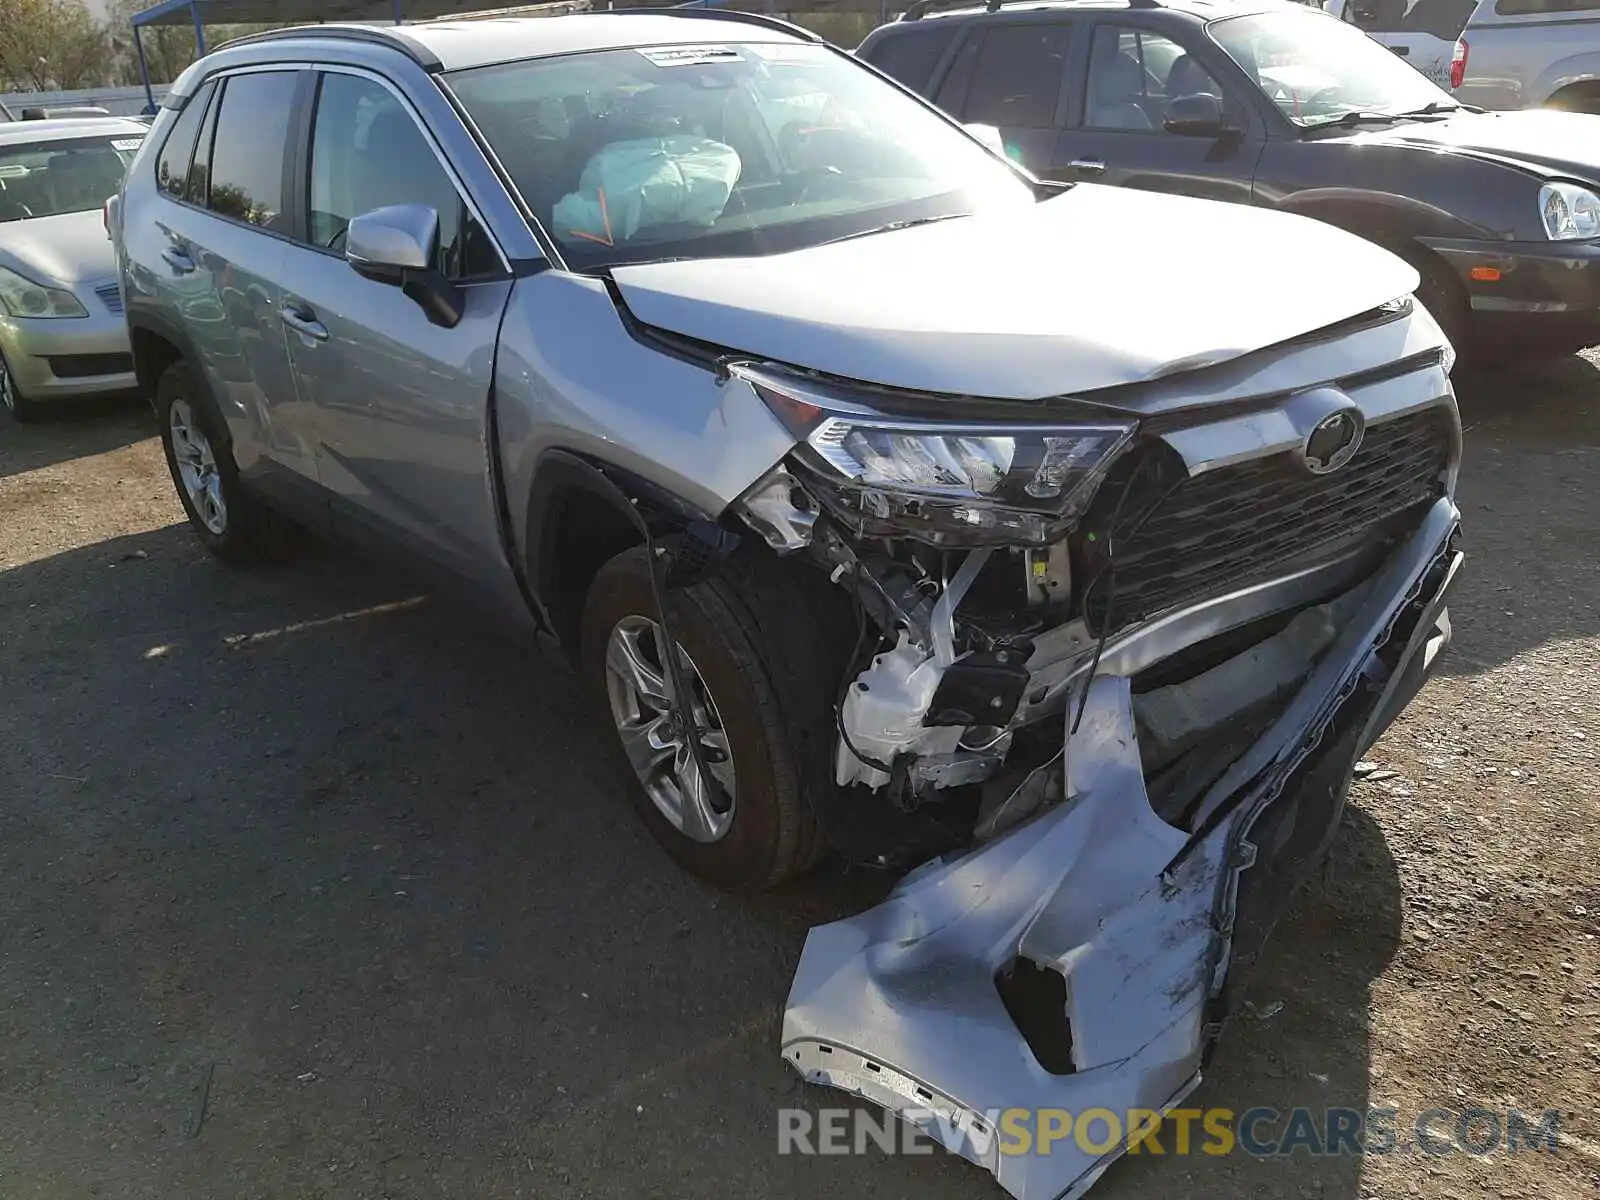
[858,0,1600,356]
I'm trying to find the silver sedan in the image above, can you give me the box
[0,118,146,421]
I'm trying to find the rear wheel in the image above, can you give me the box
[580,546,831,891]
[0,349,46,423]
[156,360,298,564]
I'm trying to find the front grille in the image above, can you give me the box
[47,353,134,379]
[1081,406,1453,634]
[94,282,124,314]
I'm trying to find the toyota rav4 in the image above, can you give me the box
[111,12,1463,1199]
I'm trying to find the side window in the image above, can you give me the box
[205,70,299,229]
[186,81,221,203]
[305,71,496,280]
[933,33,981,113]
[155,79,213,199]
[865,27,956,93]
[961,24,1074,128]
[1085,26,1221,131]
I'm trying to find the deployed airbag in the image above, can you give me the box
[553,136,742,246]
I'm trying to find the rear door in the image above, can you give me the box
[139,68,318,507]
[1054,19,1264,203]
[276,66,514,584]
[928,20,1082,177]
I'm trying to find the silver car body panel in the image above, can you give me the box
[610,184,1420,400]
[493,270,801,554]
[783,497,1461,1200]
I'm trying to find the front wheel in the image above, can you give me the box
[580,546,829,891]
[0,349,46,423]
[156,360,298,564]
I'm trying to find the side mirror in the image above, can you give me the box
[1162,92,1231,138]
[345,203,463,329]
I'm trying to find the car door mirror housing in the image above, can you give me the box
[345,204,463,329]
[1162,93,1231,138]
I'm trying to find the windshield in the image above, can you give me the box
[1209,11,1456,127]
[0,133,142,222]
[447,41,1032,268]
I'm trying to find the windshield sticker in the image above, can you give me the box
[636,46,743,68]
[112,137,145,151]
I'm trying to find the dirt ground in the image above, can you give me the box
[1,356,1596,1200]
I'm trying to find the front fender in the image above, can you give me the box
[491,270,797,578]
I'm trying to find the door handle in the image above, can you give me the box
[1069,158,1107,174]
[280,304,329,342]
[1390,44,1412,56]
[161,247,194,275]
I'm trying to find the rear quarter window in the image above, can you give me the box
[862,26,957,92]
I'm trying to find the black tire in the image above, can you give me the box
[580,545,838,891]
[0,348,47,423]
[155,360,298,565]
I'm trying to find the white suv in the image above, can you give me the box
[1332,0,1600,111]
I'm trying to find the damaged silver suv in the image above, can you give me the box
[113,10,1463,1199]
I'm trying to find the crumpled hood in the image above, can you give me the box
[1350,109,1600,181]
[610,184,1418,400]
[0,210,115,285]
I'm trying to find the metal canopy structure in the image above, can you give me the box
[128,0,887,108]
[128,0,557,107]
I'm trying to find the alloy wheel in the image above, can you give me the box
[169,397,228,535]
[604,615,737,843]
[0,354,15,415]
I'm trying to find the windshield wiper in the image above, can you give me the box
[819,212,972,246]
[1313,102,1458,129]
[1393,101,1461,118]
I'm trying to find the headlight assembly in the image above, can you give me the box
[0,265,87,318]
[1539,182,1600,241]
[735,363,1135,547]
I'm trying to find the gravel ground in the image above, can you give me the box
[0,357,1596,1200]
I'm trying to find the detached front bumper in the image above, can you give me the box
[782,498,1462,1200]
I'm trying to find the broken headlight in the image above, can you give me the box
[736,363,1135,547]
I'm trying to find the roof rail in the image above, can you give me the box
[903,0,1160,17]
[902,0,1000,19]
[651,5,823,40]
[215,24,443,70]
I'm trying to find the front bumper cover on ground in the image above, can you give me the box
[781,497,1463,1200]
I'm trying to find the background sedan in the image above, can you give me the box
[0,117,145,422]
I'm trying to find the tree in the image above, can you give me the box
[0,0,111,90]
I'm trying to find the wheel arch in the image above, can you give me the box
[522,450,717,665]
[127,311,200,405]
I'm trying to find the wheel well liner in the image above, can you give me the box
[127,313,197,400]
[523,451,713,662]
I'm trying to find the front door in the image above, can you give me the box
[1055,22,1263,205]
[276,68,513,584]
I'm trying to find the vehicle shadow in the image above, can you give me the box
[0,395,153,480]
[1436,353,1600,679]
[0,524,1405,1200]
